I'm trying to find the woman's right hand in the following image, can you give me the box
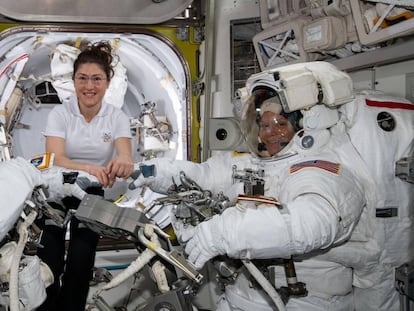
[87,165,111,188]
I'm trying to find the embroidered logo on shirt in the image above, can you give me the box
[102,132,112,143]
[290,160,341,175]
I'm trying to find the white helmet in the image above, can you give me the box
[238,61,354,158]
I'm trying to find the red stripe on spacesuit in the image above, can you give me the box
[290,160,341,175]
[365,99,414,110]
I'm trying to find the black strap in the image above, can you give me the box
[376,207,398,218]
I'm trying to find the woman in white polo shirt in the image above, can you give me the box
[37,41,133,311]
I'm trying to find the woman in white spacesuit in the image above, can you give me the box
[185,95,371,311]
[130,62,377,311]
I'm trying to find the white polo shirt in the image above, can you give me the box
[44,96,132,166]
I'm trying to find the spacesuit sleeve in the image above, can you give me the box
[134,152,249,195]
[209,163,366,259]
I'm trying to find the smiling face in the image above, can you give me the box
[259,111,296,155]
[73,63,110,114]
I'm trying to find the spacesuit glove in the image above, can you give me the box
[128,158,178,194]
[184,215,226,270]
[75,171,102,191]
[170,212,196,245]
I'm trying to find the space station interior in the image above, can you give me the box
[0,0,413,310]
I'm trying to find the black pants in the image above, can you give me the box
[36,187,103,311]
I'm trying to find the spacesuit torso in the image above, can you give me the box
[202,117,372,311]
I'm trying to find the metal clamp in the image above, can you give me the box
[138,227,203,284]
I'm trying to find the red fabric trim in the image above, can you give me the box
[365,99,414,110]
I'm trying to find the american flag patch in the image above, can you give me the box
[290,160,341,175]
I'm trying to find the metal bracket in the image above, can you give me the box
[396,156,414,184]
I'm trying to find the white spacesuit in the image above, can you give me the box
[0,156,91,310]
[131,62,379,310]
[0,157,45,241]
[339,91,414,311]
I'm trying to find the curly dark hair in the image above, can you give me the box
[73,41,115,80]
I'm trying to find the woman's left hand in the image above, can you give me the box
[105,155,134,186]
